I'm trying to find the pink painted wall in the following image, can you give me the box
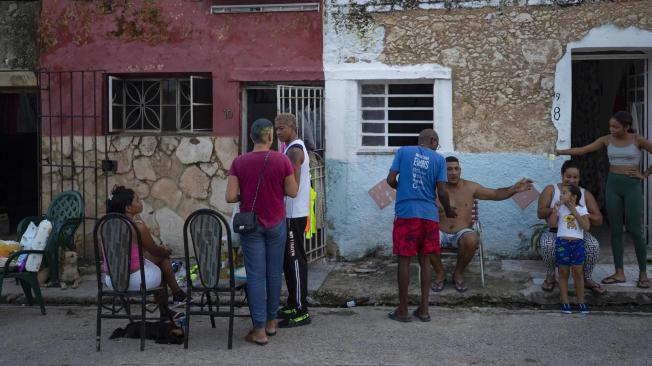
[39,0,323,136]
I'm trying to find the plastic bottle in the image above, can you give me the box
[342,296,370,308]
[547,146,556,171]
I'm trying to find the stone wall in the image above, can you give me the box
[328,0,652,153]
[0,1,39,70]
[41,135,238,257]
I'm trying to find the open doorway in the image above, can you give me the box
[0,92,39,239]
[570,54,648,246]
[242,86,279,152]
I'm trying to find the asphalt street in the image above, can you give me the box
[1,305,650,366]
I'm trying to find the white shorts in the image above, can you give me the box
[104,259,161,291]
[439,228,475,249]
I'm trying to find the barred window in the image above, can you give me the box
[360,82,434,147]
[109,76,212,133]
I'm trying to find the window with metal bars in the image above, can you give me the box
[108,75,212,133]
[360,82,434,147]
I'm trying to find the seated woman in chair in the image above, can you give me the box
[105,185,188,319]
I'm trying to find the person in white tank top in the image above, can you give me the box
[274,113,312,327]
[537,160,604,295]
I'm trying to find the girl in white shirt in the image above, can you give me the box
[550,185,591,314]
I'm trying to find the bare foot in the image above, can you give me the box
[244,329,268,346]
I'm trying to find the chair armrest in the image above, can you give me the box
[16,216,46,240]
[3,249,47,273]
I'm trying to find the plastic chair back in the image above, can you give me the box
[185,210,228,289]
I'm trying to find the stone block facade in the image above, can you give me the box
[41,135,238,256]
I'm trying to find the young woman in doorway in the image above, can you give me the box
[557,111,652,289]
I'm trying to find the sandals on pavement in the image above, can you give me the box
[245,331,268,346]
[636,278,651,289]
[601,275,626,285]
[431,278,446,293]
[454,280,468,293]
[585,280,606,295]
[412,308,431,322]
[541,278,556,292]
[388,310,412,323]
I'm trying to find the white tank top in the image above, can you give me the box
[550,184,586,208]
[284,139,310,218]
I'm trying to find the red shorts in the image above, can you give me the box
[392,217,440,257]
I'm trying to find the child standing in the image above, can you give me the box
[550,185,591,314]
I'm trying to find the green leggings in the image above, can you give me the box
[606,173,646,271]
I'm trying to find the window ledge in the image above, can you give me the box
[356,147,398,155]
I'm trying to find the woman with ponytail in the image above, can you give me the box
[557,111,652,289]
[105,185,188,319]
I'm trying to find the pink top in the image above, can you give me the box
[228,150,294,228]
[102,240,141,274]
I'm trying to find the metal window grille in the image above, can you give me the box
[360,82,435,147]
[108,76,212,133]
[277,85,327,262]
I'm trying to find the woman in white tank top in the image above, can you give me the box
[537,160,604,294]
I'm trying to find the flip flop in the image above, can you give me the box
[388,310,412,323]
[636,279,651,289]
[601,276,626,285]
[541,278,556,292]
[244,332,268,346]
[454,280,468,293]
[265,329,277,336]
[585,281,606,295]
[431,278,446,293]
[412,308,431,322]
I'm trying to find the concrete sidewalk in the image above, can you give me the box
[1,256,651,310]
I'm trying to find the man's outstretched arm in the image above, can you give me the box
[474,178,534,201]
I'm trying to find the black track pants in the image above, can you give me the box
[284,217,309,310]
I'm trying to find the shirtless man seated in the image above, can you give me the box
[431,156,533,292]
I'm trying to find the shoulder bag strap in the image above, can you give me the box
[250,151,271,211]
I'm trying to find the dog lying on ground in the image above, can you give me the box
[60,250,81,289]
[109,321,184,344]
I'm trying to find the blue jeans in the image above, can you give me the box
[240,219,286,329]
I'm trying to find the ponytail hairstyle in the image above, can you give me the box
[106,185,135,214]
[564,184,582,207]
[612,110,635,133]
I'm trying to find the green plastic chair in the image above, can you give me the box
[16,190,84,286]
[0,249,50,314]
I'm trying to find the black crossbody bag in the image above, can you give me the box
[233,151,271,234]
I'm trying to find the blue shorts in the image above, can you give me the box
[555,238,585,266]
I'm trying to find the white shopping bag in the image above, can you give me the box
[15,222,38,269]
[25,220,52,272]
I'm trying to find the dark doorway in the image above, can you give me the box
[571,59,646,213]
[0,92,39,239]
[244,87,278,152]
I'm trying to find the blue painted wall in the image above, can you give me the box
[326,153,568,259]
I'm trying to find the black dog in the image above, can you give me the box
[110,321,184,345]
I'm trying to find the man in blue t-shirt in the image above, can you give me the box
[386,129,455,323]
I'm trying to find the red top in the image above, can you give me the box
[228,150,294,228]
